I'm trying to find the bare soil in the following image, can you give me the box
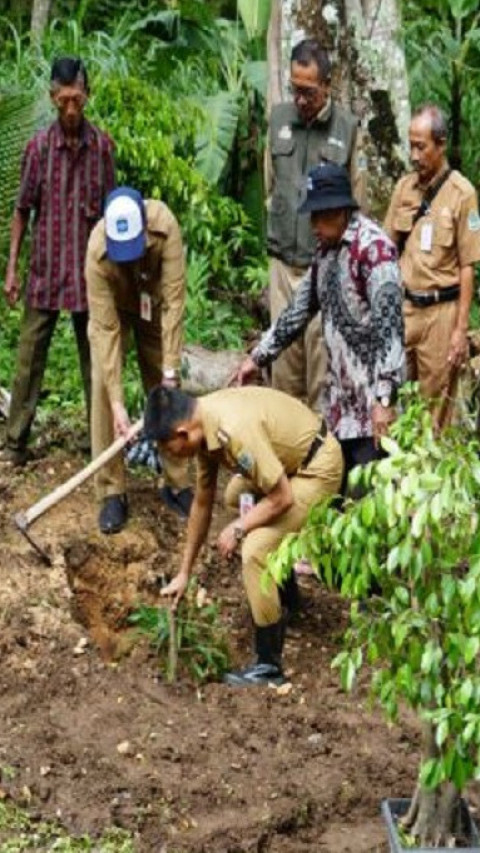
[0,437,474,852]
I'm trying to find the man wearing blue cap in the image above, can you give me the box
[235,162,405,487]
[86,187,193,533]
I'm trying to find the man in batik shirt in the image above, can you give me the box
[236,162,405,488]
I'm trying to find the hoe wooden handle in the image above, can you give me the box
[16,417,144,530]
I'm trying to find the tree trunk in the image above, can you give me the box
[181,345,246,395]
[399,723,466,847]
[30,0,51,43]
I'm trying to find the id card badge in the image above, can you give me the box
[420,222,433,252]
[140,292,152,322]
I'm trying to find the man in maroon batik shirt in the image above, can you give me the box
[1,56,115,465]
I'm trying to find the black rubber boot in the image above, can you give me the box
[98,494,128,534]
[158,485,193,519]
[279,572,301,618]
[223,621,285,687]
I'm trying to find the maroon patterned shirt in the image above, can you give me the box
[17,119,115,312]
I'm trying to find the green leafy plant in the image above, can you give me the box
[129,579,230,684]
[0,800,134,851]
[267,386,480,847]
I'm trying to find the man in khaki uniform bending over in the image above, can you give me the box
[384,104,480,426]
[86,187,192,534]
[143,385,343,687]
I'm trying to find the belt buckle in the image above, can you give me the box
[434,290,440,303]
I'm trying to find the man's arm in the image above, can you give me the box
[161,475,218,607]
[448,264,473,368]
[4,137,40,307]
[251,266,318,368]
[217,474,293,559]
[86,233,125,427]
[159,210,185,379]
[4,209,29,306]
[367,241,405,445]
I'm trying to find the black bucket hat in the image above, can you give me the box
[298,161,359,214]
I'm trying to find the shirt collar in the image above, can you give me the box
[411,161,450,192]
[53,118,91,149]
[317,211,360,257]
[292,96,332,127]
[197,399,221,451]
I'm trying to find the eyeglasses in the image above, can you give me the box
[53,93,87,110]
[289,83,322,102]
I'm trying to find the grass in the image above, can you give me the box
[0,801,135,852]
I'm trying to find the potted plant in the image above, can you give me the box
[267,388,480,849]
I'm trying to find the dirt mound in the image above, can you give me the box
[0,447,468,852]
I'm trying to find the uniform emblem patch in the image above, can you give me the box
[468,211,480,231]
[278,125,292,141]
[217,428,230,447]
[237,450,254,476]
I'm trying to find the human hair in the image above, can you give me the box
[412,103,448,144]
[290,39,331,83]
[50,57,89,94]
[144,386,196,442]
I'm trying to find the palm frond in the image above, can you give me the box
[0,90,49,261]
[194,91,240,184]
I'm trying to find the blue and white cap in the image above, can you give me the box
[105,186,146,263]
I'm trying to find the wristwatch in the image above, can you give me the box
[163,368,177,380]
[233,522,245,543]
[378,395,392,409]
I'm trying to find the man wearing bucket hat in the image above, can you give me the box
[234,162,405,487]
[86,186,193,533]
[266,39,366,416]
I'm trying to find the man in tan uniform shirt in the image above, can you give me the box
[86,187,192,533]
[384,104,480,425]
[143,385,343,687]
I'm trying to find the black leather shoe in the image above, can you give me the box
[158,486,193,519]
[0,446,33,467]
[223,662,285,687]
[99,494,128,534]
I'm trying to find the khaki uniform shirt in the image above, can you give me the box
[86,199,185,405]
[196,387,325,494]
[384,168,480,290]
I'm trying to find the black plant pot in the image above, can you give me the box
[381,798,480,852]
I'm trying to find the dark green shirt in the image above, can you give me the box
[267,100,358,268]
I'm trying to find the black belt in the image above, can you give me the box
[404,284,460,307]
[301,420,328,469]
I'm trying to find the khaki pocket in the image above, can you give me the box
[433,224,454,247]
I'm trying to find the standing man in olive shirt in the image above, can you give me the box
[267,38,363,412]
[144,385,343,687]
[86,187,192,533]
[384,104,480,426]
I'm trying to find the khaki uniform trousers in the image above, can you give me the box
[224,433,343,627]
[7,304,90,451]
[92,310,189,501]
[405,299,459,427]
[269,257,327,414]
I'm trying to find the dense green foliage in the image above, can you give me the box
[0,1,269,415]
[0,799,134,852]
[402,0,480,180]
[267,388,480,827]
